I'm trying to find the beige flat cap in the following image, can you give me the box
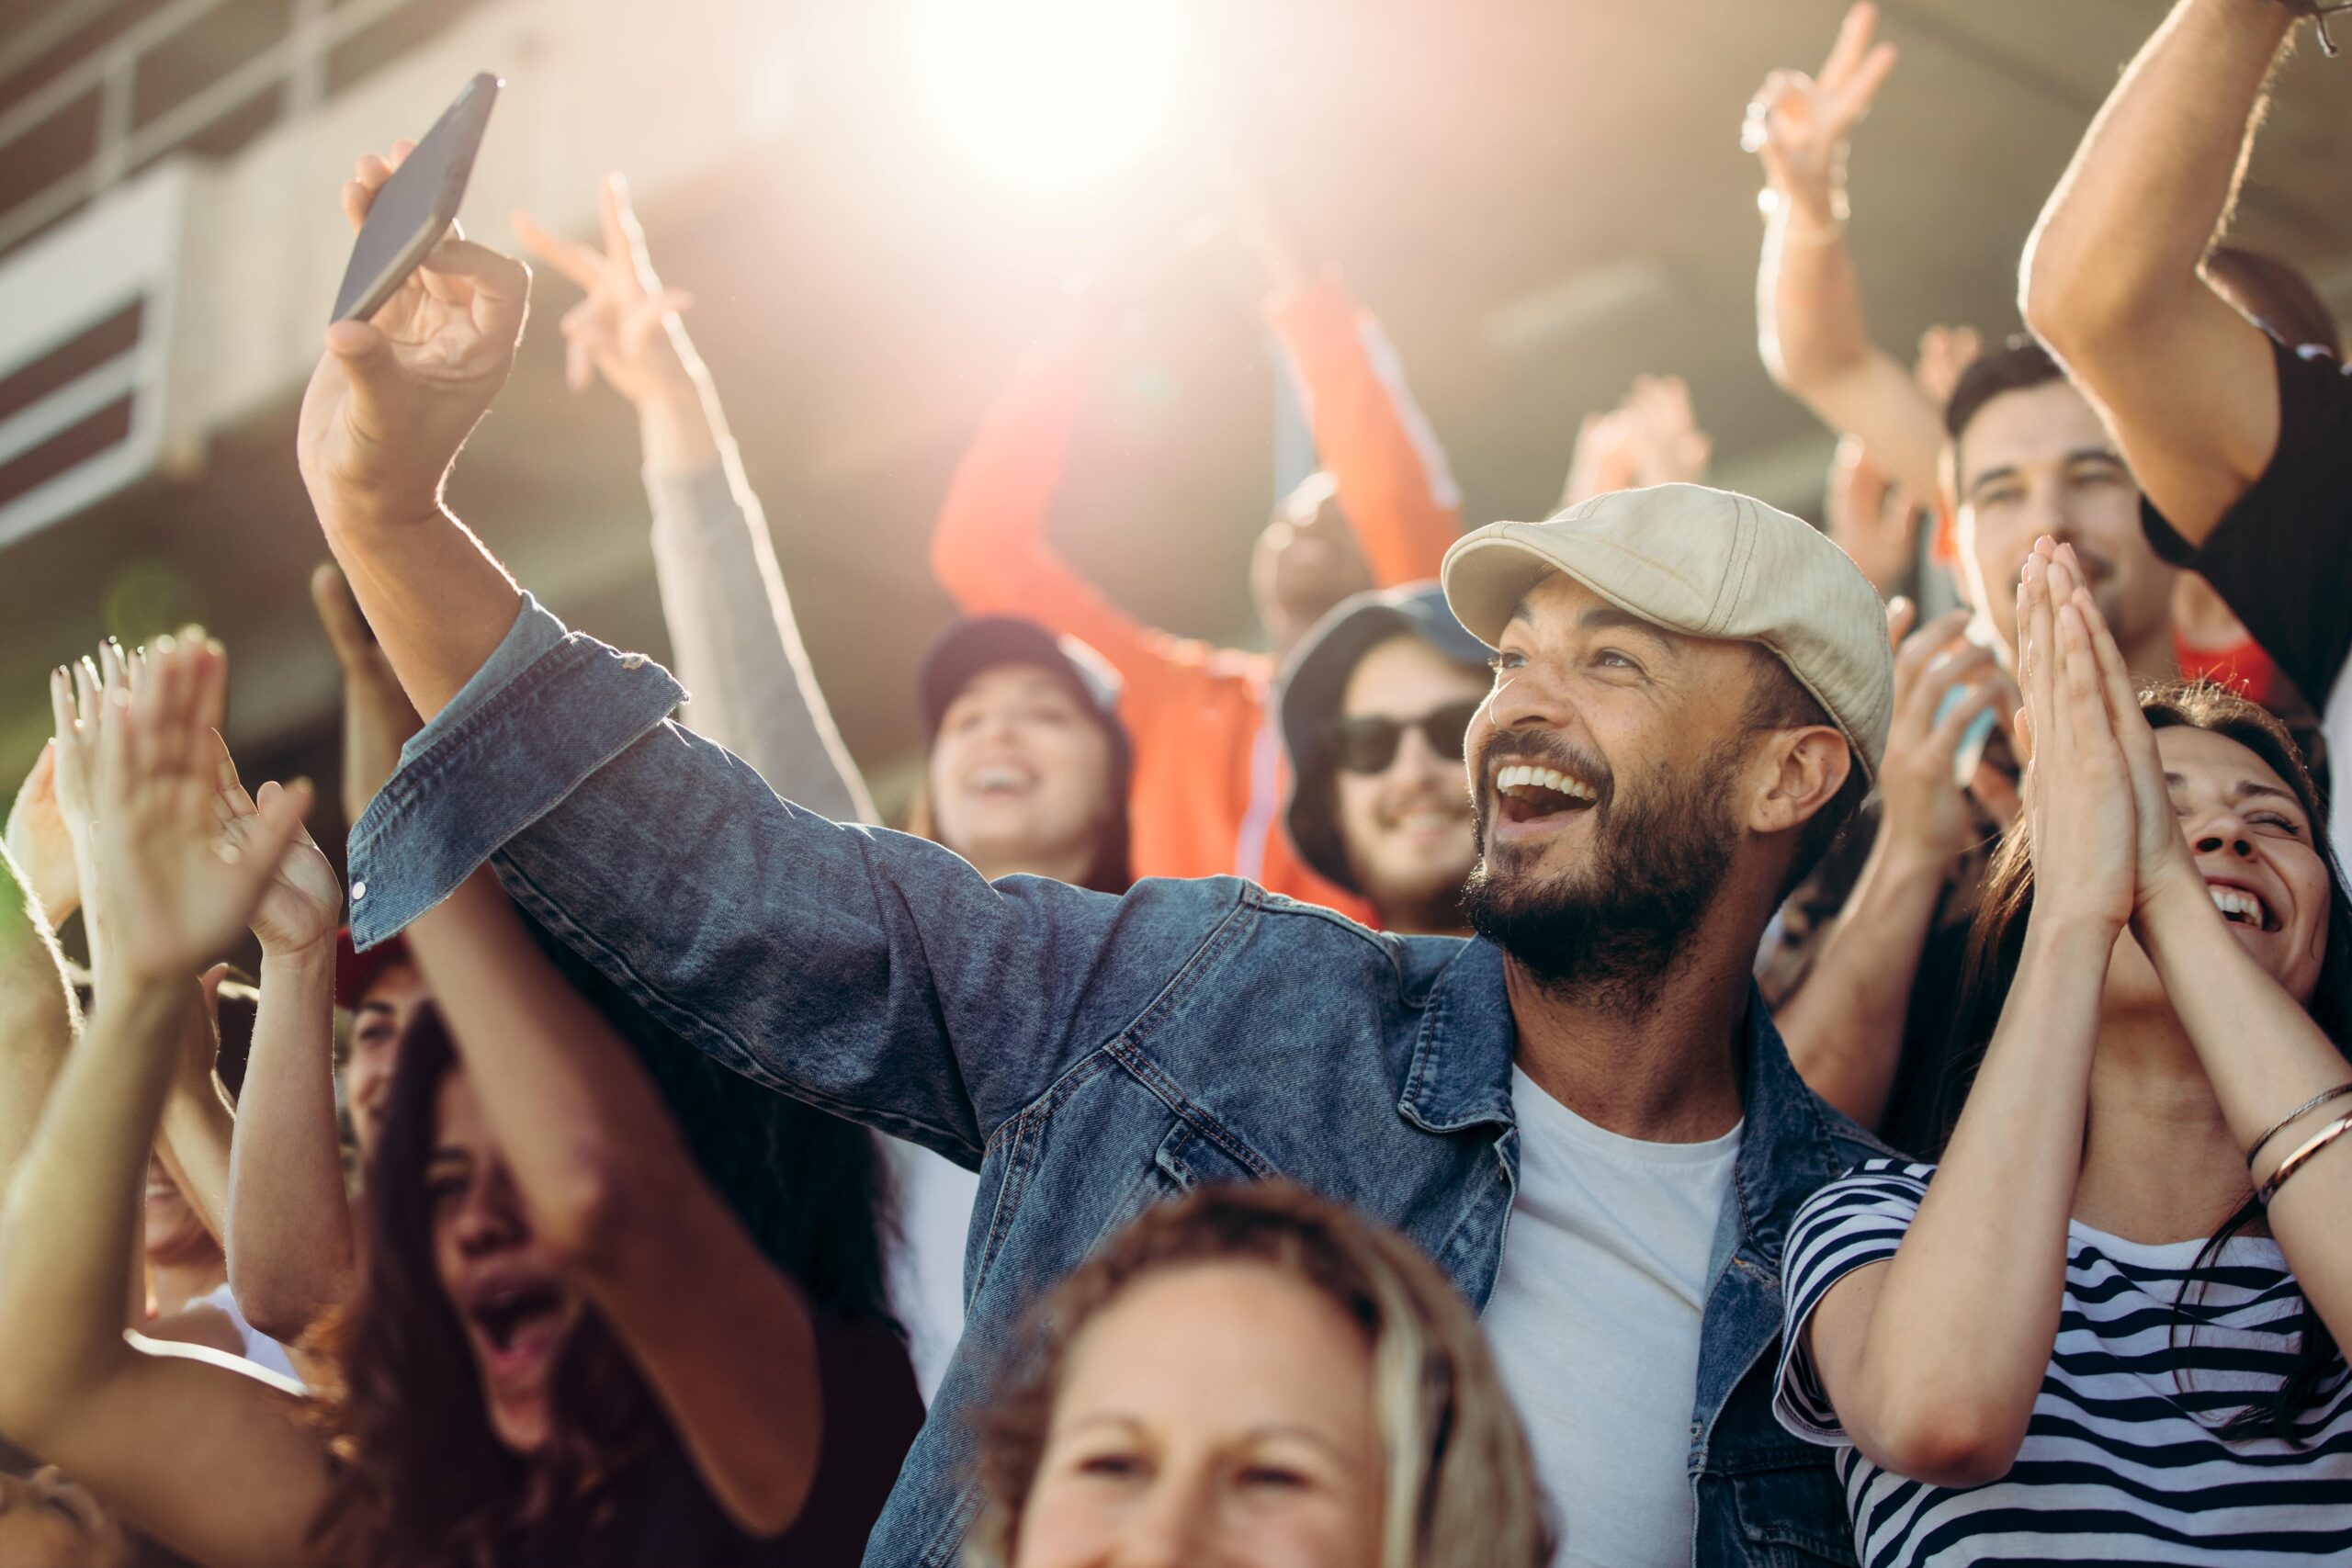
[1441,483,1893,781]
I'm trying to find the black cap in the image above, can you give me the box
[917,615,1125,742]
[1276,582,1490,893]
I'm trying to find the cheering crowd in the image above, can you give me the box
[2,0,2349,1563]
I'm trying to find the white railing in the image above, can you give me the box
[0,0,432,258]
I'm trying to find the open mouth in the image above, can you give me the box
[967,762,1036,800]
[1492,762,1600,827]
[467,1281,567,1368]
[2208,881,2278,932]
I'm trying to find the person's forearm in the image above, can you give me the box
[0,977,179,1439]
[2135,877,2352,1343]
[157,993,235,1245]
[317,504,524,724]
[1774,835,1950,1129]
[1838,916,2109,1479]
[2026,0,2294,346]
[0,845,78,1189]
[225,944,354,1343]
[404,871,710,1262]
[636,362,724,479]
[1757,211,1945,498]
[644,393,876,825]
[1266,276,1462,584]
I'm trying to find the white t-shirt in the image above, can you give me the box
[190,1281,301,1386]
[1481,1066,1743,1568]
[882,1135,980,1404]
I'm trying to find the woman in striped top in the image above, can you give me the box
[1775,539,2352,1566]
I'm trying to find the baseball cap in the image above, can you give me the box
[1441,484,1893,781]
[334,927,416,1011]
[917,616,1125,744]
[1277,583,1491,892]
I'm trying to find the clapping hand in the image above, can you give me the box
[1560,376,1713,509]
[1744,2,1899,227]
[298,141,531,534]
[87,636,311,987]
[210,733,342,961]
[512,175,699,408]
[15,642,133,935]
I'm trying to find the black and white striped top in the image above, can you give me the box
[1774,1160,2352,1567]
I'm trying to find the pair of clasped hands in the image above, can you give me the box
[2012,537,2209,943]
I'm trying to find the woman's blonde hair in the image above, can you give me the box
[964,1179,1552,1568]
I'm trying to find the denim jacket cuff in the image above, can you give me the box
[345,591,685,948]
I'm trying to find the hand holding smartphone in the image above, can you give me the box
[331,73,502,325]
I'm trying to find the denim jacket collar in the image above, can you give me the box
[1398,938,1518,1136]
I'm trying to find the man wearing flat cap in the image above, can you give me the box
[328,293,1901,1568]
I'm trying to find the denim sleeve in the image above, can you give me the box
[345,594,1207,1165]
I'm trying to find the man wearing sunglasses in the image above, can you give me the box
[1278,584,1491,934]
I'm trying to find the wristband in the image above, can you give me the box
[2246,1082,2352,1167]
[2256,1111,2352,1205]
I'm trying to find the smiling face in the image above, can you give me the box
[2107,726,2333,1011]
[1953,381,2174,667]
[349,960,429,1157]
[928,664,1117,883]
[0,1467,131,1568]
[141,1152,214,1269]
[1331,635,1487,932]
[1012,1261,1385,1568]
[426,1067,584,1455]
[1460,573,1839,995]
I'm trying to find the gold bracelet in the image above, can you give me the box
[2247,1082,2352,1167]
[2256,1111,2352,1206]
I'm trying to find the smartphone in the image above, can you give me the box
[1935,684,2000,790]
[330,73,502,325]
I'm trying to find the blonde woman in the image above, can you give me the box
[967,1181,1551,1568]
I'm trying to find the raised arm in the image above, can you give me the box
[2083,558,2352,1347]
[218,722,352,1348]
[1250,234,1462,581]
[0,637,328,1568]
[297,142,532,723]
[929,309,1204,717]
[1748,3,1946,502]
[2021,0,2293,545]
[1776,603,2011,1129]
[404,869,821,1534]
[1797,547,2120,1485]
[514,178,874,824]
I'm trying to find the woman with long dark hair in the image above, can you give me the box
[0,637,917,1568]
[1771,541,2352,1566]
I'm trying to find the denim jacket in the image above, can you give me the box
[349,596,1885,1568]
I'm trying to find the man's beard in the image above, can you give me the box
[1464,739,1744,1009]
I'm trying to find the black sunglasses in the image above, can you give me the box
[1330,701,1483,775]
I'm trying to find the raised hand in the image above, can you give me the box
[297,141,531,535]
[512,175,699,409]
[1744,1,1900,225]
[87,636,311,987]
[6,743,74,925]
[1560,376,1713,508]
[2058,542,2202,916]
[209,733,341,960]
[1823,435,1918,596]
[2016,540,2137,937]
[311,563,422,823]
[1915,324,1983,413]
[1877,601,2011,873]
